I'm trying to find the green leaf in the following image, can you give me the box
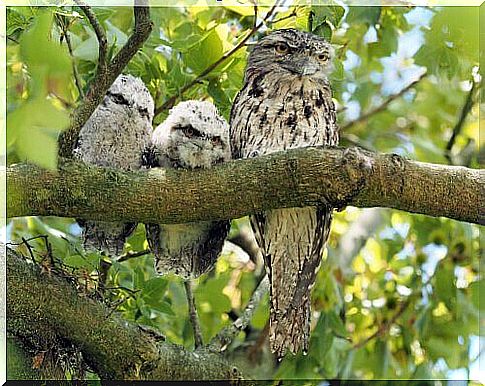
[313,21,332,42]
[195,271,231,315]
[142,277,169,301]
[434,263,456,306]
[8,96,69,169]
[311,4,345,28]
[425,336,463,368]
[20,10,71,84]
[224,5,255,17]
[346,6,381,25]
[327,310,347,337]
[7,9,29,36]
[183,27,224,75]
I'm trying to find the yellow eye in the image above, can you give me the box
[318,53,329,61]
[275,43,289,54]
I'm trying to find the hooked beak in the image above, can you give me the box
[286,57,319,77]
[299,58,319,76]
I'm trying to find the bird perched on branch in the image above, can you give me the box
[230,29,339,358]
[145,100,231,347]
[74,74,154,257]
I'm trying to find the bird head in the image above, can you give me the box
[151,100,230,169]
[247,28,334,82]
[104,74,155,121]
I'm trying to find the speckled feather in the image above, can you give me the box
[230,29,339,357]
[74,74,154,257]
[146,101,231,279]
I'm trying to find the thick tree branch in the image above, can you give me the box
[7,147,484,225]
[58,0,152,159]
[6,247,240,380]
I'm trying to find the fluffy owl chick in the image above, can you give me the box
[146,100,231,279]
[145,100,231,347]
[74,74,154,257]
[230,29,339,358]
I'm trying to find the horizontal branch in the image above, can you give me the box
[6,247,240,380]
[7,147,484,225]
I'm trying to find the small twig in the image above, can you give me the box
[341,73,427,131]
[268,8,298,25]
[445,79,479,164]
[252,2,258,29]
[106,295,129,318]
[154,1,283,116]
[340,133,374,152]
[21,237,36,261]
[49,91,76,109]
[57,14,85,98]
[104,286,140,296]
[352,298,411,349]
[209,275,269,352]
[184,280,204,349]
[44,235,54,266]
[7,234,50,247]
[73,0,108,70]
[117,249,151,263]
[7,35,20,44]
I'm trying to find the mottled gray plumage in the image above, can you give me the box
[74,74,154,256]
[146,101,231,279]
[230,29,339,357]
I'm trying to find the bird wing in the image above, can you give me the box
[196,220,231,276]
[264,204,333,357]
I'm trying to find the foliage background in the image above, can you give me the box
[5,2,483,381]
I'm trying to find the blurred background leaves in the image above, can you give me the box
[6,3,482,381]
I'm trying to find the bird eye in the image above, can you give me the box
[317,53,329,61]
[182,127,195,138]
[275,43,289,54]
[109,92,129,105]
[211,136,221,146]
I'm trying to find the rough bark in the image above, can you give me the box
[7,147,484,225]
[6,247,241,380]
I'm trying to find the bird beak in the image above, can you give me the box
[300,62,319,76]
